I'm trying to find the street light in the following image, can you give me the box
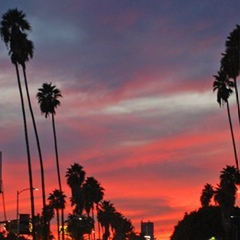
[16,187,38,239]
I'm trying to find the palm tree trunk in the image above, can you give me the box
[226,101,239,170]
[56,209,60,240]
[52,114,62,190]
[92,206,96,240]
[97,204,101,240]
[233,78,240,126]
[103,226,110,240]
[15,64,36,240]
[51,114,64,240]
[22,66,47,238]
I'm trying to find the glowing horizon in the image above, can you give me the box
[0,1,240,239]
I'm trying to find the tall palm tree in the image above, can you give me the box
[223,25,240,124]
[48,190,66,240]
[82,177,104,240]
[37,82,64,239]
[97,201,116,240]
[66,163,86,215]
[19,30,47,215]
[2,10,47,237]
[221,52,240,126]
[213,70,239,170]
[200,183,214,208]
[0,9,36,240]
[37,82,62,190]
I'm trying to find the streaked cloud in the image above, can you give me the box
[0,1,239,240]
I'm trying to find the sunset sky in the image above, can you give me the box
[0,1,240,239]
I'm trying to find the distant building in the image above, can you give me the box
[141,221,154,240]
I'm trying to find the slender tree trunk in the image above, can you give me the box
[92,206,96,240]
[52,114,62,190]
[51,114,64,240]
[97,204,101,240]
[103,226,110,240]
[22,66,47,238]
[56,209,60,240]
[15,64,36,240]
[87,208,91,240]
[226,101,239,170]
[233,78,240,126]
[61,209,64,240]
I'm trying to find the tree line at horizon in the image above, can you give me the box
[0,8,145,240]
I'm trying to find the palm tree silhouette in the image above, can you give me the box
[48,189,66,240]
[223,25,240,124]
[37,82,62,189]
[37,82,63,239]
[213,70,239,170]
[1,9,47,237]
[111,212,134,240]
[216,166,238,209]
[42,204,55,239]
[98,200,116,240]
[0,9,36,239]
[214,165,239,240]
[66,163,86,215]
[83,177,104,240]
[200,183,214,208]
[19,33,47,224]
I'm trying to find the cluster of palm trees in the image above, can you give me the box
[64,163,141,240]
[213,25,240,170]
[0,8,64,240]
[200,165,240,240]
[173,25,240,240]
[200,166,238,212]
[0,9,142,240]
[171,165,240,240]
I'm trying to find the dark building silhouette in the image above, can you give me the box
[141,221,154,240]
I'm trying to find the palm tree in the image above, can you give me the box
[82,177,104,240]
[2,10,47,237]
[213,70,239,170]
[200,183,214,208]
[66,163,86,215]
[214,166,239,240]
[41,204,55,239]
[48,190,66,240]
[223,25,240,124]
[97,201,116,240]
[111,212,134,240]
[37,82,64,239]
[0,9,36,240]
[37,82,62,190]
[19,31,47,223]
[218,165,238,207]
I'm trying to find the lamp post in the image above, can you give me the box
[16,187,38,239]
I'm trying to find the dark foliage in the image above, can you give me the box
[171,206,225,240]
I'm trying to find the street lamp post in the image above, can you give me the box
[16,187,38,239]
